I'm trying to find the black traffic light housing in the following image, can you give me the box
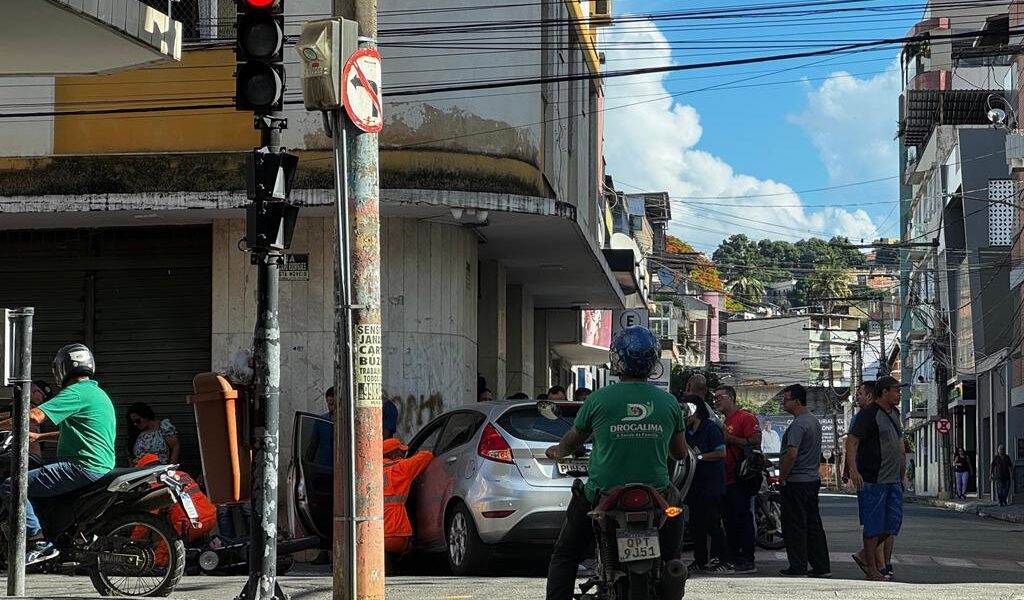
[235,0,285,112]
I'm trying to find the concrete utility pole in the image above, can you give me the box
[932,255,953,500]
[332,0,384,599]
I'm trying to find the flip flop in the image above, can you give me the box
[851,553,869,576]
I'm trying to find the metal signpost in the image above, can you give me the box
[2,307,33,597]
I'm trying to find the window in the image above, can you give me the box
[436,412,486,455]
[497,405,582,443]
[408,417,449,455]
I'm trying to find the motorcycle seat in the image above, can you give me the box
[62,464,172,498]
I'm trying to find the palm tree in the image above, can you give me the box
[805,256,850,313]
[727,273,767,305]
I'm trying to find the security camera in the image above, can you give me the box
[988,107,1008,127]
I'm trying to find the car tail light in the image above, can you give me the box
[481,510,516,518]
[620,488,652,509]
[477,423,514,464]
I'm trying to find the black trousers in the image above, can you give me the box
[686,493,730,566]
[546,491,684,600]
[722,484,755,564]
[780,480,830,575]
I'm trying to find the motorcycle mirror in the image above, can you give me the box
[537,400,562,421]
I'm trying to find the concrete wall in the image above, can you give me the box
[724,316,809,386]
[380,217,479,440]
[506,285,535,397]
[212,215,479,448]
[211,217,337,464]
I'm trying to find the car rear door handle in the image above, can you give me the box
[446,456,458,464]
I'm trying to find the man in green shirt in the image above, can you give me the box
[0,343,117,565]
[544,327,689,600]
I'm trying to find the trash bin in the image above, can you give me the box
[189,373,251,505]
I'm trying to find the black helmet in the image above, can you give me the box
[53,343,95,387]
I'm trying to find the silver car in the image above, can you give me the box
[404,400,589,575]
[287,401,694,576]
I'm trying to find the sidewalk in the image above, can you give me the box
[905,494,1024,524]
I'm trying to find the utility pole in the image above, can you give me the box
[332,0,384,599]
[234,2,298,598]
[877,298,888,377]
[932,255,953,500]
[5,308,32,597]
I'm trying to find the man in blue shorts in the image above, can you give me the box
[846,375,906,581]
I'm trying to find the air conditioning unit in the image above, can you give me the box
[592,0,613,26]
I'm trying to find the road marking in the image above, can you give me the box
[933,557,978,568]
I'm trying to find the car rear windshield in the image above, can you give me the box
[497,404,582,442]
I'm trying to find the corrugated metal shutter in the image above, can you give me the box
[0,227,211,474]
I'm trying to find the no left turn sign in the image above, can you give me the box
[342,48,383,133]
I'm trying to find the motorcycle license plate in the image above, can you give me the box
[179,493,199,520]
[616,529,660,562]
[557,461,588,475]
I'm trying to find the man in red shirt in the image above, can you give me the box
[714,385,762,573]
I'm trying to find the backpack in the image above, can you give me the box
[736,446,766,496]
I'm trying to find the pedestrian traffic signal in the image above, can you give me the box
[234,0,285,112]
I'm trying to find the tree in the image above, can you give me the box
[828,236,867,268]
[797,255,851,313]
[726,273,767,304]
[665,235,723,291]
[671,365,722,402]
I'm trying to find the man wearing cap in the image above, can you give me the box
[383,438,434,554]
[846,375,906,581]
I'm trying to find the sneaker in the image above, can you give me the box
[734,561,757,574]
[778,568,808,577]
[808,571,833,579]
[26,540,57,566]
[704,559,735,575]
[881,565,894,581]
[687,560,706,573]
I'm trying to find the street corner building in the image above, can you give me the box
[898,0,1024,501]
[0,0,645,477]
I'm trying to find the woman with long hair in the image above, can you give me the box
[953,448,970,500]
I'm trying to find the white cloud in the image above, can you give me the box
[790,65,901,185]
[600,21,880,250]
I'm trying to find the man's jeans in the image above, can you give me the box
[0,461,104,537]
[723,484,756,564]
[546,490,684,600]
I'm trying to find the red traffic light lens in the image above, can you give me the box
[240,0,277,8]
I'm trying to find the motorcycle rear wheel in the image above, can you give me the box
[88,511,185,597]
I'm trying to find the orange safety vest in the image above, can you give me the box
[383,451,433,539]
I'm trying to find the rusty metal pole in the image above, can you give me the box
[333,0,383,598]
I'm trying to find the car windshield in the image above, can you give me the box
[497,404,583,442]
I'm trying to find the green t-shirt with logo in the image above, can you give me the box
[39,380,116,473]
[574,381,684,501]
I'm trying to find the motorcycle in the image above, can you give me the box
[754,462,785,551]
[538,401,693,600]
[0,431,191,597]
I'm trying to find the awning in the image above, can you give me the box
[3,0,181,76]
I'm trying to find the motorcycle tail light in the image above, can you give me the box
[620,488,652,509]
[664,506,683,518]
[477,423,514,464]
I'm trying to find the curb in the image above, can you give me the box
[905,495,1024,524]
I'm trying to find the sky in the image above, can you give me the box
[599,0,921,254]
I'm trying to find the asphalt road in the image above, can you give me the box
[4,496,1024,599]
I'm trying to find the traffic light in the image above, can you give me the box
[235,0,285,112]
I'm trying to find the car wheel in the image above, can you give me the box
[446,503,490,575]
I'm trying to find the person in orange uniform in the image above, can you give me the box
[137,454,217,542]
[383,438,433,554]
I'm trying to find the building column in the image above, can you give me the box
[477,260,507,399]
[534,310,551,397]
[506,285,534,397]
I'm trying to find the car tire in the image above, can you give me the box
[446,503,491,576]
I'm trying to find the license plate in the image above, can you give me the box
[557,461,588,475]
[179,493,199,520]
[616,529,660,562]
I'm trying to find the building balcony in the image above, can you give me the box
[909,383,930,417]
[900,69,1007,148]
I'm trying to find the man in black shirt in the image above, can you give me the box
[847,376,905,581]
[992,445,1013,506]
